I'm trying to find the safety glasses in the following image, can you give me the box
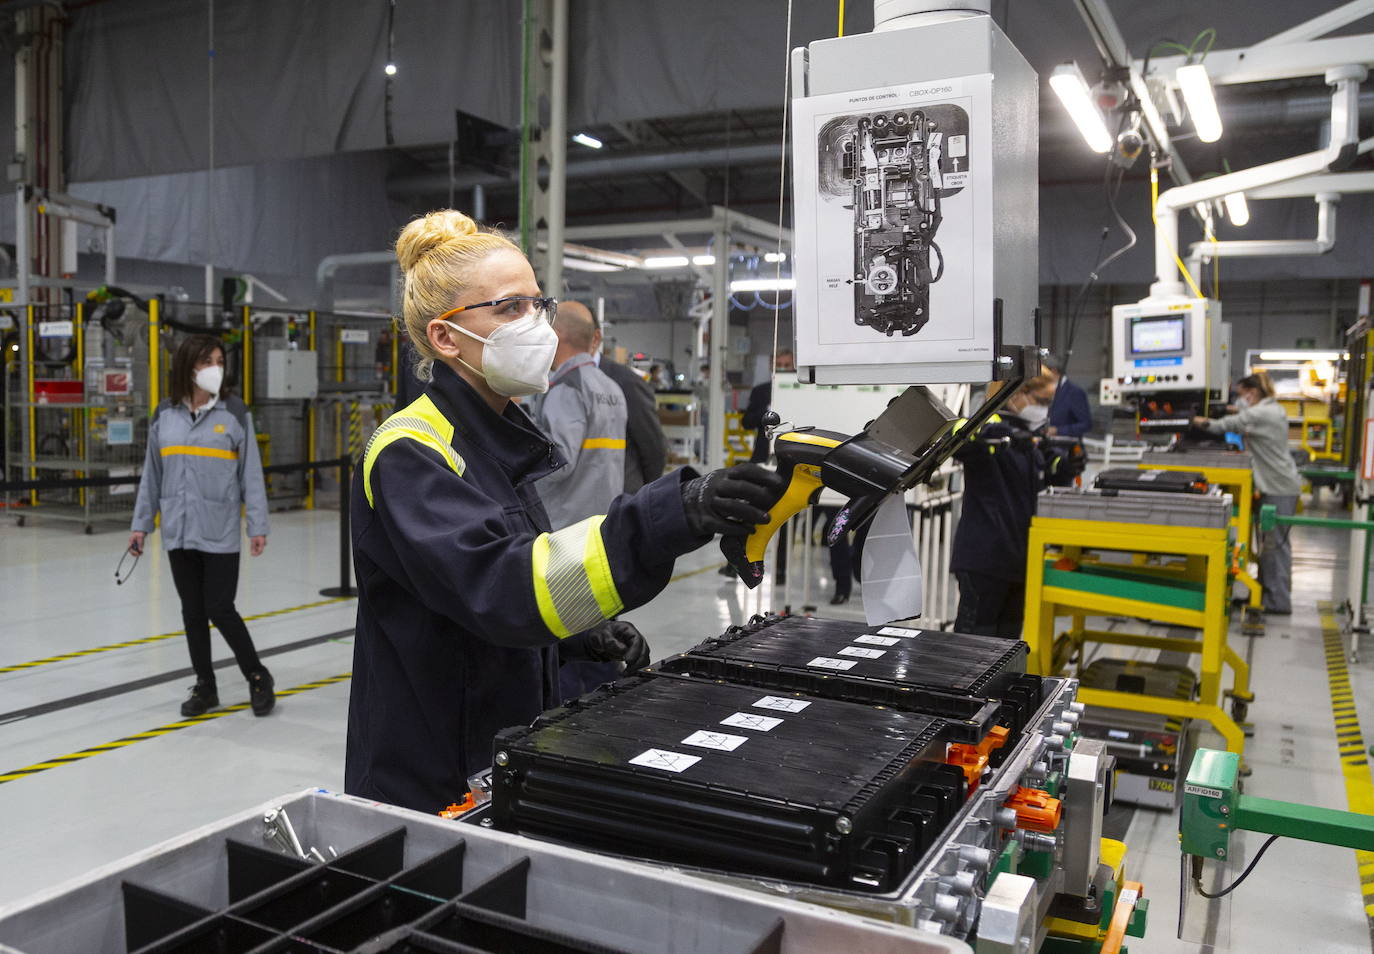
[437,296,558,324]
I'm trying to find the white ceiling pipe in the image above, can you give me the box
[1186,194,1339,278]
[1150,65,1367,299]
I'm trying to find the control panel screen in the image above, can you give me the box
[1130,316,1186,355]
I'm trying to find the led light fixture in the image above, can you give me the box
[384,63,397,76]
[731,278,796,292]
[1049,62,1113,154]
[763,252,787,263]
[643,256,690,268]
[1176,63,1222,143]
[572,133,603,149]
[1223,191,1249,227]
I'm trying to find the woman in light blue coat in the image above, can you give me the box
[130,334,275,717]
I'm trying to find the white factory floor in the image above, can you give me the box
[0,504,1371,953]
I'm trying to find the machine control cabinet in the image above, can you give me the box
[1111,298,1228,397]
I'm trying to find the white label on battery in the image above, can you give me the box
[340,328,370,344]
[837,646,886,659]
[38,320,74,338]
[807,656,858,671]
[877,626,922,638]
[948,134,967,158]
[721,712,783,732]
[1183,783,1225,800]
[681,730,749,752]
[753,696,811,713]
[1140,470,1161,480]
[854,634,900,647]
[629,749,701,773]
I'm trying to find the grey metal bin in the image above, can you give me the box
[0,789,969,954]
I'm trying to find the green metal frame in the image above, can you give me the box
[1181,749,1374,862]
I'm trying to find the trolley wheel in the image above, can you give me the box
[1230,700,1249,724]
[15,515,25,527]
[84,524,94,535]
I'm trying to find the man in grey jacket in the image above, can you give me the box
[583,304,667,492]
[1194,372,1302,614]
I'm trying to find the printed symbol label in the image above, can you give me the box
[807,656,858,671]
[838,646,886,659]
[877,626,922,638]
[721,712,783,732]
[38,320,75,338]
[340,328,370,344]
[854,635,900,647]
[629,749,701,773]
[947,134,967,158]
[681,730,749,752]
[754,696,811,713]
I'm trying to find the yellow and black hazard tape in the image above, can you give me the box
[0,672,353,785]
[1317,602,1374,922]
[0,597,353,674]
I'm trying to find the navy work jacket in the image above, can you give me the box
[951,414,1048,583]
[345,363,704,813]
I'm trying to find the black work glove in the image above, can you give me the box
[561,620,651,673]
[681,463,787,537]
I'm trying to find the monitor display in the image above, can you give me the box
[1131,316,1185,354]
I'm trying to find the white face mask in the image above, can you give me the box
[193,364,224,396]
[1235,394,1252,409]
[1018,402,1049,427]
[444,313,559,398]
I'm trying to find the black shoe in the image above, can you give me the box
[249,669,276,716]
[829,592,851,606]
[181,682,219,717]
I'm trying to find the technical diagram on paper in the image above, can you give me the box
[792,74,993,368]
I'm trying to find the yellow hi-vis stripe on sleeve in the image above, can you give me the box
[362,394,465,507]
[161,445,238,460]
[581,438,627,449]
[531,515,624,638]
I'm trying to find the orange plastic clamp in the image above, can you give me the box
[1004,786,1062,832]
[946,725,1011,788]
[438,792,478,819]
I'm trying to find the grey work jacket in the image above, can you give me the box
[131,395,270,552]
[536,355,628,529]
[1205,396,1302,496]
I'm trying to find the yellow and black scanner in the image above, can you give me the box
[720,382,1025,588]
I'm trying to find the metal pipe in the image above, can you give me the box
[1150,69,1368,299]
[545,0,568,297]
[315,251,396,310]
[1186,194,1340,272]
[707,225,729,470]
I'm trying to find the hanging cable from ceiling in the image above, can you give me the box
[769,0,795,397]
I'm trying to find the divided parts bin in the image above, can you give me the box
[0,790,968,954]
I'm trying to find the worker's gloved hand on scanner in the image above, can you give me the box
[1043,436,1087,487]
[562,620,652,673]
[680,463,787,538]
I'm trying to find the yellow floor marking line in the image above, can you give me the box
[669,562,730,584]
[0,597,354,674]
[0,672,352,785]
[1317,602,1374,925]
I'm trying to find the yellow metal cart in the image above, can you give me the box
[1023,489,1251,754]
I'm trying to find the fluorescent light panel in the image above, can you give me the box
[692,255,716,266]
[643,256,690,268]
[1049,62,1113,154]
[763,251,787,263]
[572,132,603,149]
[731,278,795,292]
[1224,192,1249,227]
[1257,351,1343,361]
[1176,63,1222,143]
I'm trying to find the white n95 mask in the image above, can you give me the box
[193,365,224,395]
[1019,403,1049,428]
[444,314,559,398]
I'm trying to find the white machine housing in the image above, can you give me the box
[790,12,1038,386]
[1111,297,1229,396]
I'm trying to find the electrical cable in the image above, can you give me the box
[769,0,795,400]
[1194,834,1279,899]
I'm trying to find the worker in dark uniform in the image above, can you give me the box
[951,375,1081,637]
[345,210,784,813]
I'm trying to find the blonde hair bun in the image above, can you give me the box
[395,210,481,272]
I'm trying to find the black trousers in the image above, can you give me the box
[167,548,262,685]
[954,571,1025,638]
